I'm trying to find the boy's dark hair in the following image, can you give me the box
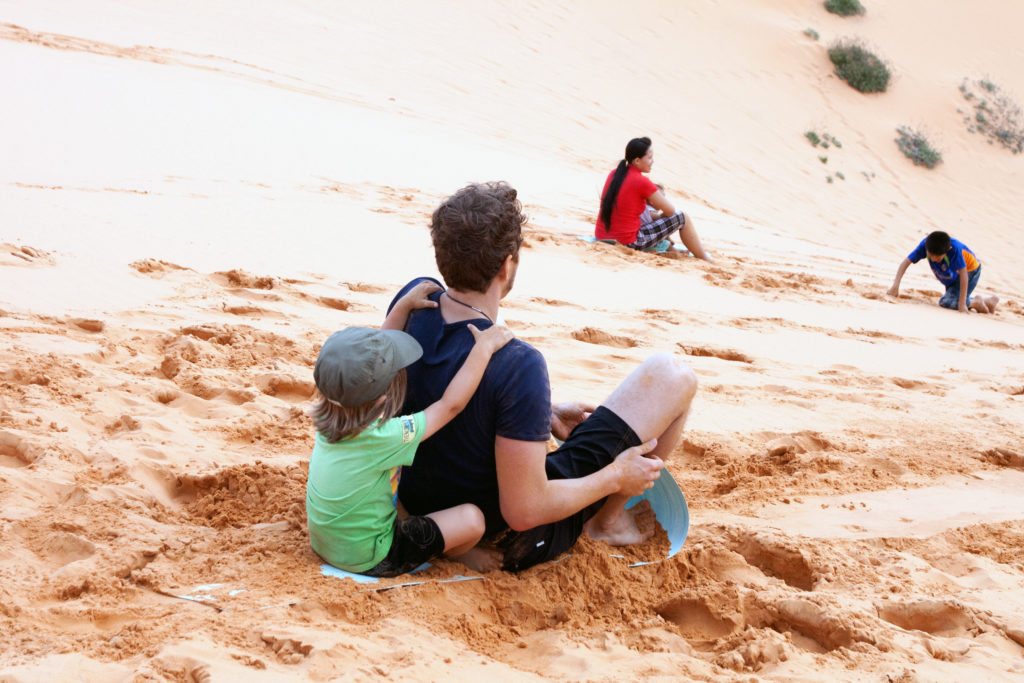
[925,230,951,256]
[431,182,526,293]
[311,370,407,443]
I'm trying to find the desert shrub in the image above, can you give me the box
[806,131,842,148]
[959,77,1024,154]
[828,41,890,93]
[895,127,942,168]
[804,27,820,40]
[825,0,866,17]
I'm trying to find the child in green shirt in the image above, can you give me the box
[306,282,513,576]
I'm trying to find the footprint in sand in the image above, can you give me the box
[571,327,640,348]
[213,269,275,290]
[981,447,1024,470]
[677,343,753,364]
[37,531,97,568]
[131,259,188,277]
[261,633,313,665]
[0,430,42,467]
[255,373,315,401]
[655,593,741,640]
[772,598,876,652]
[2,244,55,267]
[316,296,352,311]
[726,531,816,591]
[67,317,105,333]
[876,599,978,638]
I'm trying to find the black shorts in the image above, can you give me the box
[497,405,641,572]
[363,515,445,578]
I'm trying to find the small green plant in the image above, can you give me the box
[804,27,820,40]
[806,130,842,148]
[828,40,890,93]
[819,155,829,164]
[825,0,865,16]
[836,172,846,180]
[895,127,942,168]
[960,77,1024,154]
[826,175,834,183]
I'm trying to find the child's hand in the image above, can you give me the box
[467,323,514,355]
[399,281,441,311]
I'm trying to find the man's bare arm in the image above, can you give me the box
[494,436,660,531]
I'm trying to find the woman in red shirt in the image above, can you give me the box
[596,137,712,261]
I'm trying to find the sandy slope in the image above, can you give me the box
[2,1,1024,680]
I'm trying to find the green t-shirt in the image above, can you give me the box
[306,412,426,572]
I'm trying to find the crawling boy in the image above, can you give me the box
[888,230,999,314]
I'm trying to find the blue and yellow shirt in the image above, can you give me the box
[908,237,979,285]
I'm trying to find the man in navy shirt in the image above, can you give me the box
[389,181,699,572]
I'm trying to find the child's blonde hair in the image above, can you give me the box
[311,369,408,443]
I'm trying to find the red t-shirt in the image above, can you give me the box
[594,165,658,244]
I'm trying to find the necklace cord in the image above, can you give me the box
[443,291,493,324]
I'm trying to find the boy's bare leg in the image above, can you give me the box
[453,545,502,573]
[427,504,500,571]
[584,353,697,545]
[677,216,713,262]
[970,298,991,313]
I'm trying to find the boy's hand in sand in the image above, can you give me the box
[551,402,596,441]
[467,323,514,356]
[612,438,664,497]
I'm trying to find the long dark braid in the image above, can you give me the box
[599,137,651,231]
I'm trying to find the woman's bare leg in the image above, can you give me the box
[677,215,713,262]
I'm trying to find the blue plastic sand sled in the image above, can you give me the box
[626,468,690,558]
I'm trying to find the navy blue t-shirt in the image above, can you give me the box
[388,278,551,534]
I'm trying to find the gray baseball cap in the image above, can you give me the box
[313,327,423,408]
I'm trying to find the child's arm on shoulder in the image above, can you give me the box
[887,258,912,298]
[421,324,514,439]
[382,281,440,331]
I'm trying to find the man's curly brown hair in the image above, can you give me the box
[430,182,526,293]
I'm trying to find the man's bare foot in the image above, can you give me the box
[453,545,502,573]
[584,501,652,546]
[970,299,990,313]
[986,295,1000,313]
